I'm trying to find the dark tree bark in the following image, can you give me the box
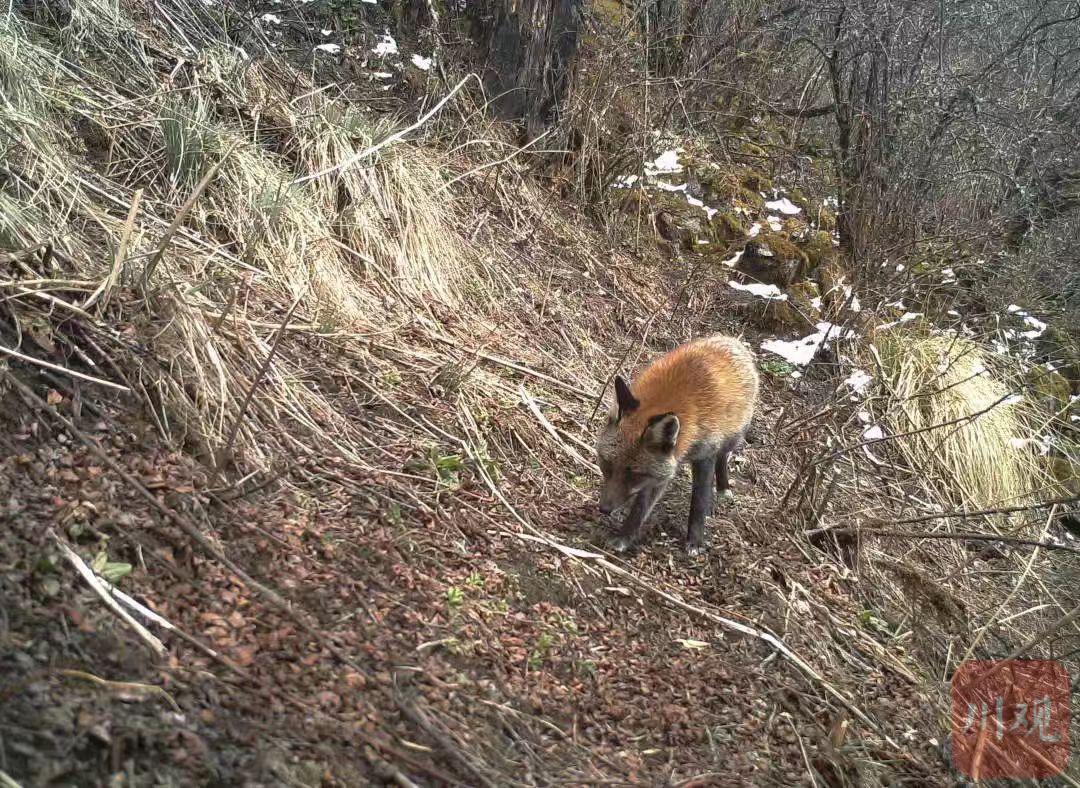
[479,0,582,140]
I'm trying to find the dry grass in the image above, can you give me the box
[873,329,1056,518]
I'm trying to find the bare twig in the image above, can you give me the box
[221,289,305,462]
[0,344,130,392]
[805,524,1080,555]
[53,533,166,657]
[143,143,239,286]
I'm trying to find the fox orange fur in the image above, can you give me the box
[595,335,759,554]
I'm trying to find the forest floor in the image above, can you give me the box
[2,0,1078,784]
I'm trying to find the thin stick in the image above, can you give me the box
[0,345,129,392]
[222,290,304,461]
[53,534,166,657]
[294,75,476,185]
[0,239,52,265]
[805,525,1080,555]
[143,143,239,286]
[961,506,1057,662]
[889,495,1080,525]
[84,188,143,310]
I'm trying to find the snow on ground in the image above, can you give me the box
[729,281,787,300]
[761,322,852,367]
[842,369,873,396]
[764,197,801,215]
[372,31,398,56]
[411,54,433,70]
[314,43,340,54]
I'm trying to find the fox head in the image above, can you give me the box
[595,374,680,514]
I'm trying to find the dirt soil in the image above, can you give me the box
[0,303,953,787]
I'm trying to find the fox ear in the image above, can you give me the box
[644,412,679,453]
[613,375,639,420]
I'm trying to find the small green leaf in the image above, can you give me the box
[91,550,108,573]
[100,562,133,583]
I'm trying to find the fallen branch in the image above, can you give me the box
[805,525,1080,555]
[889,495,1080,526]
[0,344,130,392]
[53,533,166,657]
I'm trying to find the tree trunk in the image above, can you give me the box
[479,0,582,140]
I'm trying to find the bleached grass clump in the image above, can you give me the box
[874,331,1054,516]
[292,105,484,304]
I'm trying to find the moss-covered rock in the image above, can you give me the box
[740,169,772,193]
[766,281,822,330]
[1027,366,1073,410]
[799,229,837,269]
[698,171,765,212]
[736,232,809,286]
[710,211,746,244]
[1050,457,1080,496]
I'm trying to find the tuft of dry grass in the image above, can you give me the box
[873,330,1055,518]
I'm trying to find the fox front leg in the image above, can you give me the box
[611,482,667,553]
[686,455,717,555]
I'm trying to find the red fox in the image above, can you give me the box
[595,335,759,555]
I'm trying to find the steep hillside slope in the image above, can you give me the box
[2,0,1078,785]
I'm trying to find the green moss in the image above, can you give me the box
[755,232,807,264]
[815,206,837,232]
[787,188,812,215]
[698,171,765,212]
[710,211,746,244]
[767,281,821,329]
[739,169,772,193]
[1027,366,1072,408]
[800,230,836,268]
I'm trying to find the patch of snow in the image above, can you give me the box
[411,54,433,71]
[361,0,377,4]
[1002,393,1024,406]
[654,181,687,193]
[747,223,762,238]
[886,300,906,309]
[947,309,961,317]
[372,31,398,56]
[685,195,718,219]
[764,197,801,215]
[761,322,852,367]
[843,369,873,396]
[260,13,281,23]
[810,296,822,310]
[1007,304,1024,314]
[1020,314,1047,339]
[321,28,332,35]
[645,149,682,175]
[720,250,743,268]
[862,424,885,441]
[1009,434,1054,455]
[372,71,394,79]
[878,312,922,330]
[766,215,783,232]
[611,174,638,188]
[729,281,787,300]
[857,410,872,424]
[895,263,906,272]
[842,284,861,312]
[314,43,341,54]
[941,267,956,283]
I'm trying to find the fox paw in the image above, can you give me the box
[610,535,637,554]
[684,541,705,557]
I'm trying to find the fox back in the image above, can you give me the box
[595,335,759,513]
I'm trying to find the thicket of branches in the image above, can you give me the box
[435,0,1080,318]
